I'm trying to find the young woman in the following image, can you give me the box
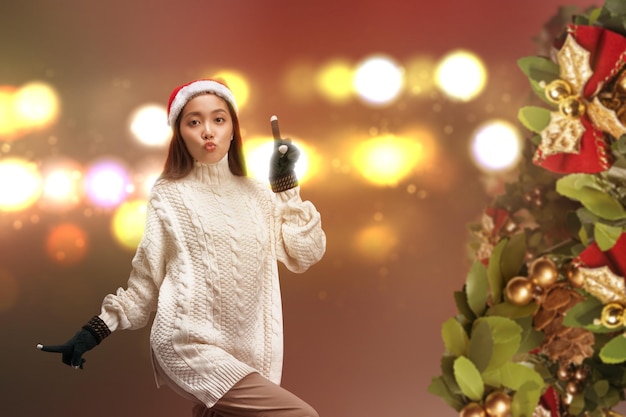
[38,79,326,417]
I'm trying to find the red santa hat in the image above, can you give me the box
[167,78,238,126]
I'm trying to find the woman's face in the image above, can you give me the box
[179,93,234,164]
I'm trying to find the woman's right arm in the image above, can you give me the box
[99,191,174,332]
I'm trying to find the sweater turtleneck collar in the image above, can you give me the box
[188,154,235,185]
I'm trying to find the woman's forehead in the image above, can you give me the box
[183,93,229,113]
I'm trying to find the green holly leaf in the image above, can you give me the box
[556,174,626,220]
[442,318,469,357]
[613,135,626,154]
[440,356,462,395]
[568,393,586,416]
[515,317,544,354]
[485,301,538,319]
[600,333,626,364]
[471,316,522,373]
[562,296,612,333]
[468,320,494,373]
[598,387,621,410]
[453,356,484,401]
[518,106,552,134]
[500,232,527,281]
[594,223,623,251]
[517,56,559,104]
[488,239,508,303]
[605,0,626,15]
[466,261,488,317]
[509,371,544,417]
[427,376,465,411]
[593,379,610,398]
[454,290,476,322]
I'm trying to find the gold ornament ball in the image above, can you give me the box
[566,380,580,395]
[505,276,534,306]
[574,367,587,381]
[601,303,625,329]
[529,257,558,288]
[484,391,512,417]
[460,402,486,417]
[545,79,572,103]
[566,264,584,288]
[559,96,586,118]
[557,366,572,381]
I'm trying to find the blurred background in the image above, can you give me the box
[0,0,604,416]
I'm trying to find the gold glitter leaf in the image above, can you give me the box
[558,34,593,94]
[587,97,626,139]
[580,266,626,304]
[539,111,585,156]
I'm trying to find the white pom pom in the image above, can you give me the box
[36,344,43,349]
[278,145,288,155]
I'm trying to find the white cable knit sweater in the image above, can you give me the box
[97,155,326,407]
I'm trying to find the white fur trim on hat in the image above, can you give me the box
[167,80,238,126]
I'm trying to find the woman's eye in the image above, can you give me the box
[215,117,224,123]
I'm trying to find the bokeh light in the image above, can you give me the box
[282,60,317,103]
[243,137,315,185]
[211,70,250,109]
[353,55,405,106]
[45,222,88,265]
[0,86,21,139]
[470,119,522,172]
[0,268,19,313]
[133,156,163,197]
[354,224,398,263]
[40,157,83,211]
[315,59,354,104]
[435,50,487,101]
[12,81,60,129]
[84,158,132,208]
[405,55,437,97]
[352,134,422,186]
[400,125,438,172]
[0,158,43,212]
[129,104,170,147]
[112,199,147,251]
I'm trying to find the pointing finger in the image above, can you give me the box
[37,343,70,353]
[271,115,281,141]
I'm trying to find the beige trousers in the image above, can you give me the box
[155,359,318,417]
[190,372,319,417]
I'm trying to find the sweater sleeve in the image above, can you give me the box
[98,192,171,332]
[273,186,326,273]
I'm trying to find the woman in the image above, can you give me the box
[38,78,327,417]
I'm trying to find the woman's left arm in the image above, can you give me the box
[273,186,326,273]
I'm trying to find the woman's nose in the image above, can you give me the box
[202,123,213,139]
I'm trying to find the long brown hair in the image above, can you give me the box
[159,95,247,180]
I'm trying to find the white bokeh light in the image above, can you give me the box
[84,158,132,208]
[129,104,170,147]
[435,50,487,101]
[0,158,42,212]
[39,156,83,211]
[470,120,522,172]
[353,55,404,106]
[12,81,60,128]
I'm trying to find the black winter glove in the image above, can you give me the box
[269,115,299,193]
[37,316,111,369]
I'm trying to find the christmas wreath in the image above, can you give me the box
[429,1,626,416]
